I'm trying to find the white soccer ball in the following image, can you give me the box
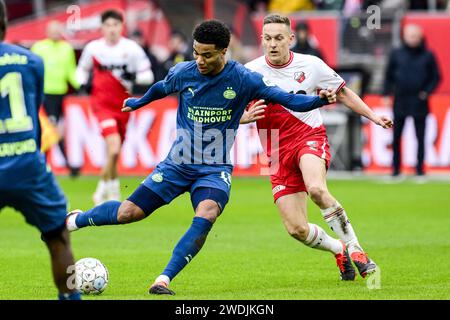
[75,257,109,295]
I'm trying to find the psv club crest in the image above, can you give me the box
[294,71,306,83]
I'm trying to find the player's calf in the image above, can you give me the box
[117,200,146,223]
[42,226,81,300]
[66,201,122,231]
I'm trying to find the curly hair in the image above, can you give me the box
[193,20,230,50]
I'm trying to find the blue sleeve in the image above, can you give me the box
[124,81,167,110]
[33,55,45,109]
[125,63,186,110]
[161,63,184,94]
[32,55,44,150]
[248,70,329,112]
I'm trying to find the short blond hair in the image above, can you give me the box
[263,14,291,29]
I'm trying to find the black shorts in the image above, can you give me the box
[43,94,65,125]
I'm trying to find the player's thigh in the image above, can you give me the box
[276,192,309,234]
[10,171,67,235]
[96,112,129,143]
[142,161,193,206]
[299,153,328,191]
[270,158,306,203]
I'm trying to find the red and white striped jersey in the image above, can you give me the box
[76,37,153,112]
[245,51,345,156]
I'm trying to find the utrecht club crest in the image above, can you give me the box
[294,71,306,83]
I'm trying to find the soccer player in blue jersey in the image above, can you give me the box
[0,1,80,300]
[66,20,336,295]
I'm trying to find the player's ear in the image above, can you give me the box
[289,32,295,44]
[221,47,227,56]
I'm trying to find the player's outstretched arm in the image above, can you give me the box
[337,86,393,129]
[122,81,168,112]
[270,87,336,112]
[251,72,335,112]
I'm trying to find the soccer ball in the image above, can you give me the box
[75,257,109,295]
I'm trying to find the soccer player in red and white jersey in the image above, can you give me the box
[241,14,393,280]
[77,10,153,205]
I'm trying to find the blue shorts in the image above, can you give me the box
[0,168,67,234]
[142,159,232,210]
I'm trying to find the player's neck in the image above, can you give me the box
[266,51,292,67]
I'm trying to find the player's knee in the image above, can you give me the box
[41,225,66,242]
[307,185,327,203]
[107,146,121,159]
[195,200,220,223]
[117,201,145,224]
[42,226,70,249]
[106,137,122,158]
[286,223,309,241]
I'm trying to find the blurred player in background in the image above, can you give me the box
[383,23,440,178]
[76,9,153,205]
[0,0,79,300]
[291,21,323,60]
[66,20,337,295]
[31,20,80,176]
[241,14,393,279]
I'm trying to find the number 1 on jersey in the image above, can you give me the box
[0,72,33,133]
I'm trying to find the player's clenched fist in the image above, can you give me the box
[319,88,337,104]
[121,98,136,112]
[374,115,393,129]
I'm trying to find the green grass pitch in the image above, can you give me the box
[0,176,449,300]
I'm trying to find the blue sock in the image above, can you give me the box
[58,291,81,300]
[75,201,120,228]
[162,217,213,281]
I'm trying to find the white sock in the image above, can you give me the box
[321,201,363,254]
[95,179,107,195]
[303,223,343,255]
[66,213,79,232]
[107,179,121,201]
[93,180,108,205]
[155,275,170,286]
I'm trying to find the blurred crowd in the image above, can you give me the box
[6,0,450,25]
[242,0,450,12]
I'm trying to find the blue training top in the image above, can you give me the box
[0,43,47,187]
[125,60,329,169]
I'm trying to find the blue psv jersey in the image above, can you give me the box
[160,60,327,168]
[0,43,47,187]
